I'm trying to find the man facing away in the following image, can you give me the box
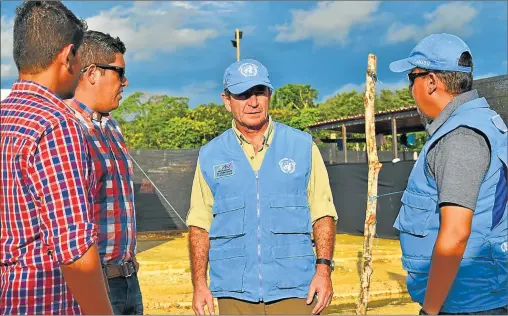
[0,1,113,314]
[390,33,507,315]
[64,30,143,315]
[187,59,338,315]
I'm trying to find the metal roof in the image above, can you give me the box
[308,105,424,134]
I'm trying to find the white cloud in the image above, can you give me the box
[1,16,16,79]
[1,89,12,101]
[1,16,13,59]
[85,1,240,61]
[124,80,222,107]
[1,63,16,78]
[322,80,408,102]
[386,2,478,44]
[274,1,380,45]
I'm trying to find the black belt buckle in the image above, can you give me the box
[120,261,135,277]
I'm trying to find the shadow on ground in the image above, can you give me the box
[137,230,185,253]
[323,295,415,314]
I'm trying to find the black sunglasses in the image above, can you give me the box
[407,71,430,89]
[81,64,126,81]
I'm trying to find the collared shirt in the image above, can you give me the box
[66,98,136,264]
[425,89,491,210]
[186,118,338,231]
[0,80,97,314]
[426,89,480,136]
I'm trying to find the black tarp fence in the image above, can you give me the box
[130,75,507,238]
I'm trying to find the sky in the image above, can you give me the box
[1,1,507,107]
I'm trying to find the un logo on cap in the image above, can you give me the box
[239,63,258,77]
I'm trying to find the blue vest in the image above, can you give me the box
[199,122,315,303]
[394,97,508,313]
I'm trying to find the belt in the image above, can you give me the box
[103,257,139,279]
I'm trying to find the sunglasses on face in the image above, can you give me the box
[407,71,430,90]
[81,64,126,81]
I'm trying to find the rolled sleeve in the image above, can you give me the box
[28,118,97,264]
[186,158,214,231]
[308,143,338,223]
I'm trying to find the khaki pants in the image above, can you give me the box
[218,297,318,315]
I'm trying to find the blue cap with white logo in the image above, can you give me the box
[389,33,473,73]
[223,59,273,94]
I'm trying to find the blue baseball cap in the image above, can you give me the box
[389,33,473,73]
[223,59,273,94]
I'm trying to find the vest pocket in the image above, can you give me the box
[209,246,246,292]
[270,195,312,234]
[397,191,436,237]
[272,243,316,289]
[209,196,245,238]
[490,236,508,292]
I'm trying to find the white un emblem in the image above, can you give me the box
[239,63,258,77]
[279,158,296,174]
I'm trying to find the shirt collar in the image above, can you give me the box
[66,98,108,123]
[427,89,480,137]
[10,79,71,112]
[232,116,274,150]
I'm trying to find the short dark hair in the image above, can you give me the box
[80,30,126,70]
[435,52,474,94]
[13,1,87,74]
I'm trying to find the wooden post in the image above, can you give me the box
[356,54,382,315]
[342,124,348,163]
[235,28,241,61]
[391,118,398,159]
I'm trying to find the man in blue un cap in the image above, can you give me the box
[390,33,507,315]
[186,59,338,315]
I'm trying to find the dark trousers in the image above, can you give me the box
[218,297,318,315]
[440,306,508,315]
[107,273,144,315]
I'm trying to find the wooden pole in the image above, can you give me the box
[356,54,382,315]
[342,124,348,163]
[235,28,240,61]
[391,118,398,159]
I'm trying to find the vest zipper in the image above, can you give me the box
[255,171,263,300]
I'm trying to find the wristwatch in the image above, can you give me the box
[316,258,334,271]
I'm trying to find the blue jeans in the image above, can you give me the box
[440,306,508,315]
[107,273,144,315]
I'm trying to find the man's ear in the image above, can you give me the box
[222,93,232,112]
[58,43,78,72]
[427,73,438,95]
[83,65,98,85]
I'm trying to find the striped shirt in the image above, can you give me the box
[66,98,137,264]
[0,80,97,314]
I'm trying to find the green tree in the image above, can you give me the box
[271,84,319,110]
[187,103,231,137]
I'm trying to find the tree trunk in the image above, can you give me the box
[356,54,382,315]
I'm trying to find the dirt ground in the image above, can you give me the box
[135,232,420,315]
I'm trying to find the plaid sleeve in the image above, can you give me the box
[28,117,97,264]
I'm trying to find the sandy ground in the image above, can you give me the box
[135,232,420,315]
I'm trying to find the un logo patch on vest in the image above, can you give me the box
[213,161,235,179]
[279,158,296,174]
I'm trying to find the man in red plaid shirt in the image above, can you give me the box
[0,1,113,314]
[65,30,143,314]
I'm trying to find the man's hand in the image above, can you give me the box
[192,284,215,315]
[306,266,333,315]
